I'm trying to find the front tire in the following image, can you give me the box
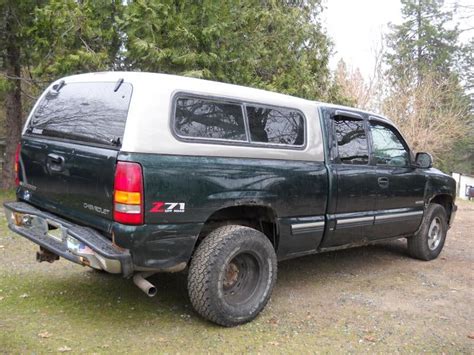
[407,203,448,261]
[187,225,277,327]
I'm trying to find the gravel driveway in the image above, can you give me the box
[0,194,472,353]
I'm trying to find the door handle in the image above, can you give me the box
[378,177,389,188]
[47,153,65,172]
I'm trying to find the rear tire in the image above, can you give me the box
[407,203,447,261]
[187,225,277,327]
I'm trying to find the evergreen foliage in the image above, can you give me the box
[385,0,461,85]
[0,0,339,188]
[383,0,473,174]
[119,0,334,100]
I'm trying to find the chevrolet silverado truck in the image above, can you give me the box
[4,72,457,326]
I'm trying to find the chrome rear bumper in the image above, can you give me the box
[3,201,133,277]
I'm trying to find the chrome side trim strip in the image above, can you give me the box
[376,211,423,221]
[291,221,325,231]
[337,216,374,225]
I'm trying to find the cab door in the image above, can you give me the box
[321,110,378,248]
[368,120,426,239]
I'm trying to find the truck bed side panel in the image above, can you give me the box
[119,152,328,260]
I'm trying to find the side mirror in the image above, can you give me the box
[415,152,433,169]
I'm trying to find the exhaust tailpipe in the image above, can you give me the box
[133,272,157,297]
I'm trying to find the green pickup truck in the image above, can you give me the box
[4,72,457,326]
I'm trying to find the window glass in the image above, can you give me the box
[175,97,246,141]
[27,82,132,146]
[370,123,409,166]
[334,118,369,164]
[246,106,304,146]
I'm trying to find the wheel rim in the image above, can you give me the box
[222,252,261,306]
[427,217,442,251]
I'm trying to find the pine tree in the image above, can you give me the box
[119,0,334,100]
[0,1,40,189]
[1,0,342,188]
[0,0,123,189]
[383,0,472,174]
[385,0,461,86]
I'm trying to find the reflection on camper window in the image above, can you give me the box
[175,98,246,141]
[29,82,132,146]
[246,106,304,146]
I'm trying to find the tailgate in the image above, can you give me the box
[20,137,118,223]
[18,80,133,229]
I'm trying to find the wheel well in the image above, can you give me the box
[430,194,453,221]
[196,205,278,250]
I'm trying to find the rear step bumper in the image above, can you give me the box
[3,201,133,277]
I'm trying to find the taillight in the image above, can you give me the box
[14,143,21,186]
[113,161,144,225]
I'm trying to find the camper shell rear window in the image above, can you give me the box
[26,81,133,147]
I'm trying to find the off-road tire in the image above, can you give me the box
[407,203,448,261]
[187,225,277,327]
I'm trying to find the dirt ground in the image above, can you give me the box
[0,192,473,353]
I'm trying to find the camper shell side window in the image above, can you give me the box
[172,93,307,149]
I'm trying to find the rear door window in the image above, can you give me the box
[27,81,132,147]
[333,117,369,164]
[246,106,305,146]
[174,97,247,141]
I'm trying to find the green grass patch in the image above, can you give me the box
[0,189,15,204]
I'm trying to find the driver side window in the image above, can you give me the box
[370,123,409,167]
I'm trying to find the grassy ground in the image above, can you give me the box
[0,192,473,353]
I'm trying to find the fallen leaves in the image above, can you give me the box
[19,293,29,298]
[38,331,52,338]
[362,335,377,343]
[268,317,279,326]
[58,346,72,352]
[468,333,474,340]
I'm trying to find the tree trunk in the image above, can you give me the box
[416,0,422,85]
[1,9,22,190]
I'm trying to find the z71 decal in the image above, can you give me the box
[150,202,185,213]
